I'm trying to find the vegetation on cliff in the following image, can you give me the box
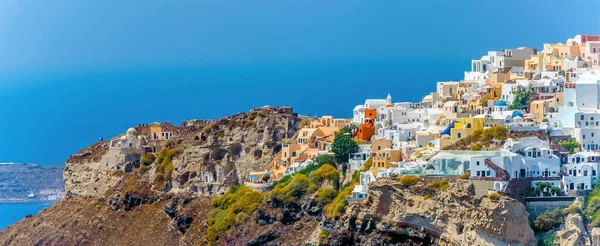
[206,185,263,244]
[533,207,564,232]
[584,180,600,227]
[399,175,420,186]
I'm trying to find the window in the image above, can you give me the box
[458,133,462,138]
[582,115,585,120]
[584,135,586,139]
[477,171,481,176]
[476,161,480,166]
[486,171,491,176]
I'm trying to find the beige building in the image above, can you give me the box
[371,149,403,177]
[437,81,459,100]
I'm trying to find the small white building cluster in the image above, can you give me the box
[100,127,146,171]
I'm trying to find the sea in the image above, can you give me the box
[0,203,52,231]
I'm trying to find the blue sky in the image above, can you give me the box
[0,0,599,164]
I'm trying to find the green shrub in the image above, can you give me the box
[538,232,556,246]
[423,194,430,200]
[562,141,580,154]
[299,118,311,129]
[155,148,182,181]
[203,122,219,132]
[483,126,509,141]
[269,174,310,205]
[533,182,562,196]
[470,142,483,151]
[563,204,582,215]
[471,129,483,138]
[459,170,470,179]
[323,183,353,219]
[206,186,263,244]
[316,188,338,206]
[427,180,450,191]
[310,164,340,185]
[590,216,600,228]
[318,230,330,245]
[248,111,258,121]
[399,175,419,186]
[321,158,373,219]
[316,154,335,166]
[141,153,156,166]
[488,192,501,200]
[244,120,254,128]
[586,197,600,216]
[533,207,564,232]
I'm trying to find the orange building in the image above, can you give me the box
[355,109,376,141]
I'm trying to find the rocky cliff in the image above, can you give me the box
[64,107,299,198]
[330,179,536,245]
[556,213,590,246]
[0,108,537,246]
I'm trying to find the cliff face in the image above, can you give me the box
[0,108,537,246]
[63,107,299,198]
[330,179,536,245]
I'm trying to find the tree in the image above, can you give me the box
[331,133,358,163]
[509,90,532,110]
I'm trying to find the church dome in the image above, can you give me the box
[512,110,523,118]
[495,100,508,107]
[422,95,433,102]
[126,127,138,137]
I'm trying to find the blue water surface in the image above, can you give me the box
[0,203,52,231]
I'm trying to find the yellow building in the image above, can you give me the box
[530,93,563,120]
[440,118,485,148]
[489,71,511,84]
[524,54,542,78]
[371,149,402,177]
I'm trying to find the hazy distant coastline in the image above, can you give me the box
[0,163,65,203]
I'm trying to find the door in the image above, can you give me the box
[570,183,574,190]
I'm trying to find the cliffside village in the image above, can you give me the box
[244,34,600,201]
[101,34,600,202]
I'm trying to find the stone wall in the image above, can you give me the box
[469,180,495,197]
[504,177,533,200]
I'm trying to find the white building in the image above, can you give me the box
[563,152,600,192]
[501,81,519,104]
[557,71,600,150]
[485,47,536,73]
[470,137,561,186]
[100,127,146,171]
[351,171,376,200]
[349,144,371,171]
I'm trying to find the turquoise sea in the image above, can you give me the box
[0,203,52,231]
